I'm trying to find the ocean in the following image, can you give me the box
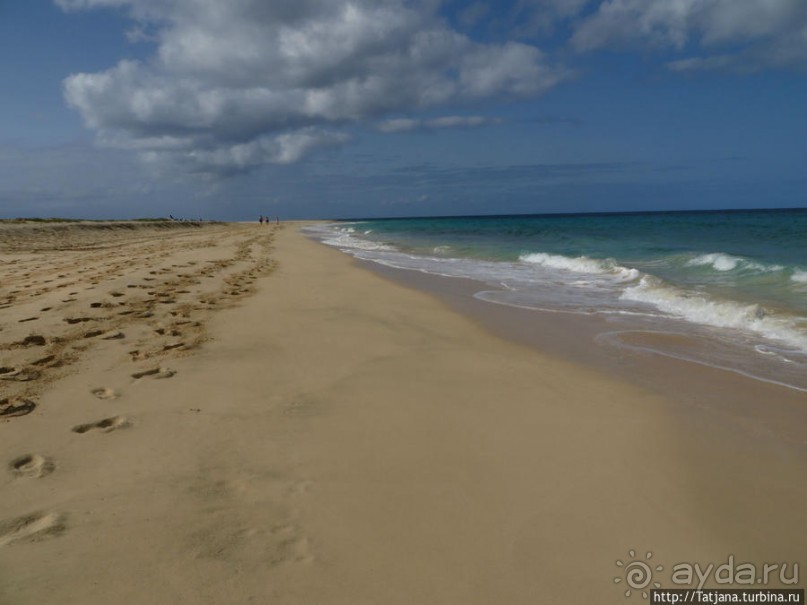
[307,208,807,392]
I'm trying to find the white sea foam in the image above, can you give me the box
[754,344,800,363]
[686,252,783,273]
[599,331,807,393]
[309,221,807,392]
[312,222,807,356]
[519,252,640,281]
[621,276,807,351]
[306,224,396,252]
[687,253,741,271]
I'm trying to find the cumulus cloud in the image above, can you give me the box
[376,115,502,133]
[60,0,566,176]
[139,130,350,177]
[571,0,807,72]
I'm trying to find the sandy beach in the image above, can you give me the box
[1,221,804,604]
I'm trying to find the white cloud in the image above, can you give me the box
[572,0,701,51]
[571,0,807,72]
[428,115,501,128]
[377,115,503,133]
[137,130,350,177]
[667,54,735,73]
[60,0,565,176]
[377,118,422,134]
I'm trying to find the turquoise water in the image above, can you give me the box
[309,209,807,390]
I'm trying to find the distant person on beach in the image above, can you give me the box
[259,216,264,224]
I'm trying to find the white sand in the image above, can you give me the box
[1,222,803,604]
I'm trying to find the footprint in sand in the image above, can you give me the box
[0,367,33,382]
[72,415,129,434]
[8,454,54,478]
[131,367,176,379]
[84,329,125,340]
[0,397,37,419]
[0,512,66,546]
[16,334,47,347]
[31,354,56,366]
[10,368,42,382]
[91,387,119,400]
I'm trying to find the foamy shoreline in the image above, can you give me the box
[310,220,807,393]
[1,223,804,603]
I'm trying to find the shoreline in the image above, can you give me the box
[1,223,804,604]
[352,253,807,445]
[308,216,807,394]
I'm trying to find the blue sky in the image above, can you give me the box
[1,0,806,220]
